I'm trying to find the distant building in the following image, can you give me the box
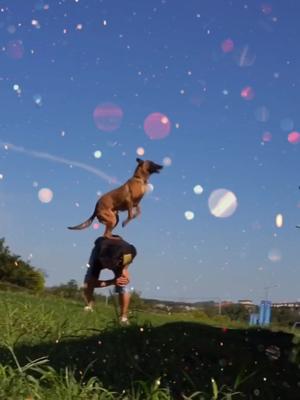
[272,302,300,309]
[219,300,234,307]
[238,300,257,312]
[238,300,255,307]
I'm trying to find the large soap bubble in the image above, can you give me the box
[144,112,171,140]
[208,189,238,218]
[93,103,123,132]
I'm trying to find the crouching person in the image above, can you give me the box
[83,235,137,324]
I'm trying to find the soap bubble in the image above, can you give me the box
[144,112,171,140]
[93,103,123,132]
[184,211,195,220]
[38,188,53,203]
[208,189,238,218]
[193,185,204,195]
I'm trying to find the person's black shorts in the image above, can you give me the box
[84,236,137,284]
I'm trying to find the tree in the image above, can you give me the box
[128,290,145,310]
[0,237,45,292]
[272,307,300,326]
[221,304,252,322]
[47,279,81,299]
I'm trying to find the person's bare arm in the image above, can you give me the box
[116,264,130,286]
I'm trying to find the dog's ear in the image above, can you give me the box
[136,158,143,165]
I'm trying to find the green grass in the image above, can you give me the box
[0,290,245,347]
[0,290,299,399]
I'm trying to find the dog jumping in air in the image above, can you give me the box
[68,158,163,238]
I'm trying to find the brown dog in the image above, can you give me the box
[68,158,163,237]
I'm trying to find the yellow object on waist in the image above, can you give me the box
[123,253,133,265]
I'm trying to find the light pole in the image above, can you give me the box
[264,284,278,301]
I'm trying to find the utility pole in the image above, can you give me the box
[218,299,222,315]
[264,284,278,300]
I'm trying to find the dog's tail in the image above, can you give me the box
[68,211,96,230]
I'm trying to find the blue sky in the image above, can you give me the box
[1,0,300,304]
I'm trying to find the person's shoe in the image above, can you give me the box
[119,316,129,325]
[84,305,94,312]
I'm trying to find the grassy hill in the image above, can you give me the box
[0,290,299,399]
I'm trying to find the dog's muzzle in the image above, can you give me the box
[152,164,163,173]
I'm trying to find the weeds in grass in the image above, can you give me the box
[125,379,170,399]
[181,374,245,400]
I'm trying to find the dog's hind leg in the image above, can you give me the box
[102,223,114,238]
[98,209,118,238]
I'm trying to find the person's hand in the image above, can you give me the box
[116,275,129,286]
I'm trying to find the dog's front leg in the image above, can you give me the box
[122,206,134,227]
[134,204,141,218]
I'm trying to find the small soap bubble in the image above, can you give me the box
[184,211,195,221]
[136,147,145,156]
[94,150,102,158]
[31,19,41,29]
[275,213,283,228]
[221,38,234,53]
[193,184,204,195]
[38,188,53,203]
[268,248,282,262]
[33,94,43,107]
[288,131,300,144]
[162,157,172,166]
[241,86,255,100]
[262,131,272,142]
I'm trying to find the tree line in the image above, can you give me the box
[1,237,299,327]
[0,237,44,292]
